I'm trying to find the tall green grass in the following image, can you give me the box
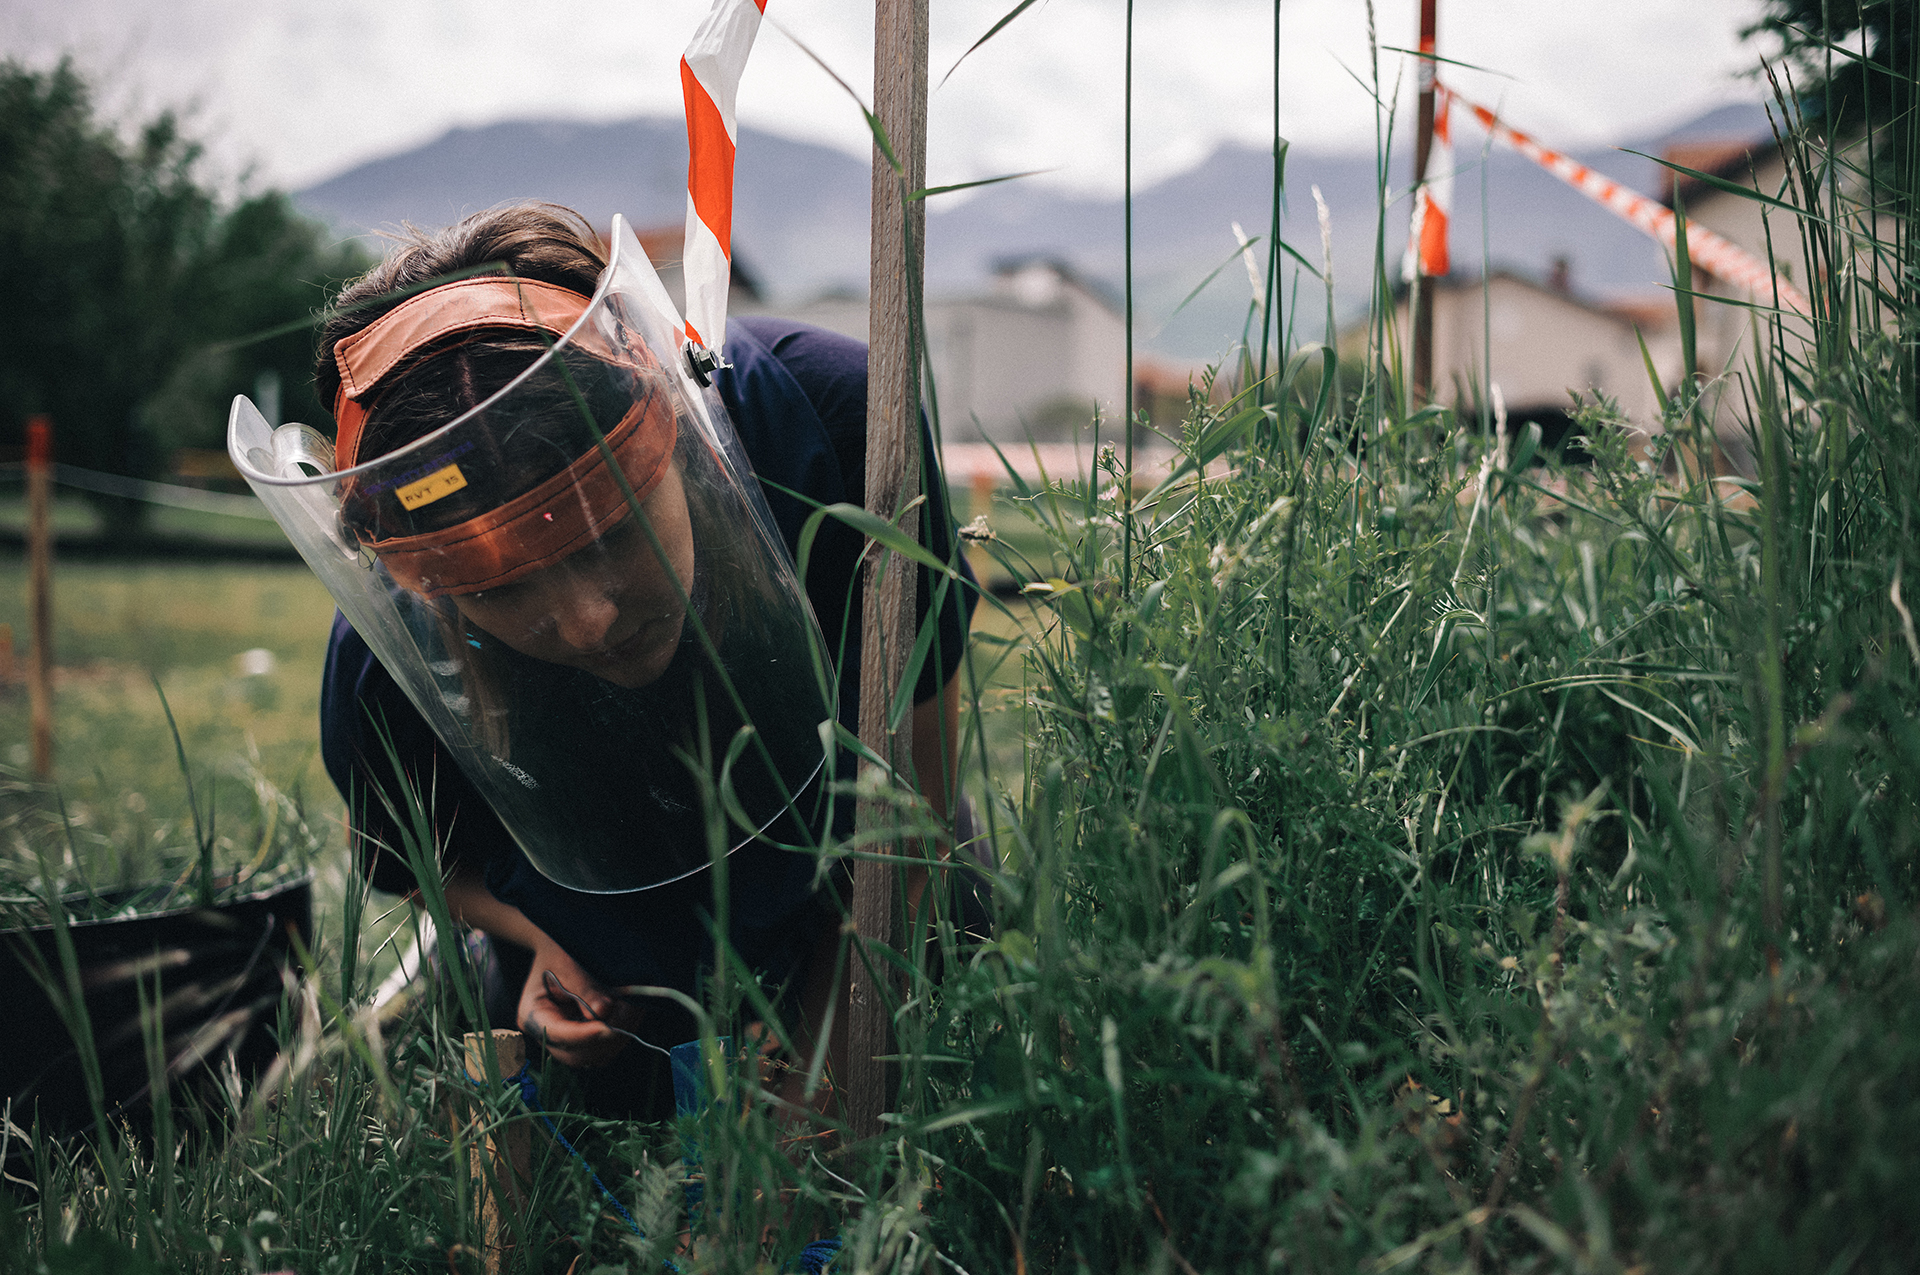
[0,559,342,849]
[9,13,1920,1274]
[898,38,1920,1271]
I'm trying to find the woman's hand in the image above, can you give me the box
[437,859,642,1069]
[518,937,644,1069]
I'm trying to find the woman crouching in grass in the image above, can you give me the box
[253,203,982,1118]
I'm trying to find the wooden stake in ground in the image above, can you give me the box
[460,1030,530,1274]
[25,415,53,781]
[967,470,995,583]
[850,0,929,1145]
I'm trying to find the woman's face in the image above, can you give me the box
[451,464,698,688]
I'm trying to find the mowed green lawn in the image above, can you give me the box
[0,555,346,882]
[0,533,1042,877]
[0,491,294,549]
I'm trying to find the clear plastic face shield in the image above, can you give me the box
[229,218,831,893]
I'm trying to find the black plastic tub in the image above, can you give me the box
[0,875,312,1140]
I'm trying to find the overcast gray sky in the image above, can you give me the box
[3,0,1779,196]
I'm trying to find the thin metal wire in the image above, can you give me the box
[542,970,674,1059]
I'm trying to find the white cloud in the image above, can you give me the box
[2,0,1776,194]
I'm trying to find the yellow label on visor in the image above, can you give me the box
[396,464,468,510]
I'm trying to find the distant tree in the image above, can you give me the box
[1749,1,1916,136]
[144,189,373,469]
[0,59,368,537]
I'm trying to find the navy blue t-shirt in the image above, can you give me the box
[320,316,975,996]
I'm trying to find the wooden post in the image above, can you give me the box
[461,1030,530,1273]
[1410,0,1438,405]
[851,0,930,1145]
[25,416,53,781]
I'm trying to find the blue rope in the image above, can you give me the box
[472,1062,645,1237]
[472,1055,843,1272]
[671,1039,710,1217]
[670,1041,842,1272]
[792,1238,844,1273]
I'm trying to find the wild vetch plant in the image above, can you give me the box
[902,48,1920,1275]
[9,13,1920,1275]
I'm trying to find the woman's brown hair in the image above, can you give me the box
[315,203,787,759]
[319,205,624,755]
[314,203,607,444]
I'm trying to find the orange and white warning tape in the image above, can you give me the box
[1441,82,1810,315]
[1404,80,1454,281]
[680,0,768,365]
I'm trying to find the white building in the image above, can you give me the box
[762,258,1134,446]
[1653,134,1857,473]
[1358,268,1686,453]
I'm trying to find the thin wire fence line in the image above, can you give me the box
[0,462,278,522]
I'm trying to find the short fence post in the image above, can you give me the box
[461,1029,530,1274]
[968,469,995,581]
[25,415,53,781]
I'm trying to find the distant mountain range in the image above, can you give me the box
[295,103,1775,361]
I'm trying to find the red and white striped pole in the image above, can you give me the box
[679,0,767,382]
[1406,85,1455,286]
[26,415,54,780]
[1409,0,1442,404]
[1446,85,1810,315]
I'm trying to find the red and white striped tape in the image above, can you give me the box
[680,0,768,360]
[1444,83,1810,315]
[1404,82,1454,281]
